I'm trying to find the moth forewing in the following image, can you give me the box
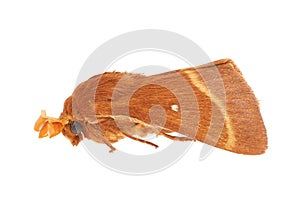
[110,59,267,154]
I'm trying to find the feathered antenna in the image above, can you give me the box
[34,110,68,138]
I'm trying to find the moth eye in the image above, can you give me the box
[70,121,83,135]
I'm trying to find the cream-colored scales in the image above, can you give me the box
[171,104,179,112]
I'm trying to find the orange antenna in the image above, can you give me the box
[34,110,68,138]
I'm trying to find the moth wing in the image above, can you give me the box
[115,59,267,155]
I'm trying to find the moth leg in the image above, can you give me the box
[159,132,195,142]
[101,136,116,153]
[122,132,159,149]
[85,123,116,152]
[95,131,116,153]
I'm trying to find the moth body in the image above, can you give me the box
[34,59,268,155]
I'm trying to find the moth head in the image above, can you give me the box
[34,110,83,146]
[61,120,83,146]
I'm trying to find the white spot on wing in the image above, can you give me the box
[171,104,179,112]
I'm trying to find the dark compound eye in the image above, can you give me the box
[70,121,83,135]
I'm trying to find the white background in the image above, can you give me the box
[1,0,299,201]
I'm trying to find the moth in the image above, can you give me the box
[34,59,267,155]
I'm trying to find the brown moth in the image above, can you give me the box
[34,59,267,155]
